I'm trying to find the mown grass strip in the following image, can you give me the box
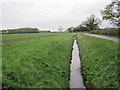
[2,33,74,88]
[77,33,120,88]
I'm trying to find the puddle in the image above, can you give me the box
[70,39,86,89]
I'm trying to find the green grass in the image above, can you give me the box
[2,33,74,88]
[3,32,119,88]
[2,33,61,41]
[76,33,120,88]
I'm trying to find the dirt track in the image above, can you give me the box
[2,35,58,43]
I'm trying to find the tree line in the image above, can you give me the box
[1,28,40,34]
[67,0,119,32]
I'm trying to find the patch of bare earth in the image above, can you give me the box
[3,35,58,43]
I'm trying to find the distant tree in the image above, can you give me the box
[78,25,89,31]
[58,26,64,33]
[4,27,39,34]
[72,25,89,32]
[67,26,74,32]
[73,26,82,32]
[101,0,120,28]
[82,14,101,31]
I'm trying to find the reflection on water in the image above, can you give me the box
[70,39,86,89]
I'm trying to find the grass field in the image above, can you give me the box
[76,33,120,88]
[2,32,120,88]
[2,33,74,88]
[2,33,61,41]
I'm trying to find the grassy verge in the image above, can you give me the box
[2,33,74,88]
[76,33,120,88]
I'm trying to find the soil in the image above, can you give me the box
[2,35,58,43]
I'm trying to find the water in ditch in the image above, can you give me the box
[70,39,86,89]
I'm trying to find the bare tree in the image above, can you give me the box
[58,26,64,33]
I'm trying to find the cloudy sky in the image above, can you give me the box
[0,0,112,31]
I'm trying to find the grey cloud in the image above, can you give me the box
[1,0,111,30]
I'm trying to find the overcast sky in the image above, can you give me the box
[0,0,112,31]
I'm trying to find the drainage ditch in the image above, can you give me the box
[69,38,86,89]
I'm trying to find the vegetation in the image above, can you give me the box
[2,33,74,88]
[76,33,120,88]
[2,0,120,89]
[90,29,119,36]
[67,15,101,32]
[101,0,120,28]
[1,28,40,34]
[73,25,89,32]
[67,0,120,36]
[2,33,59,41]
[67,27,74,32]
[81,14,101,31]
[58,26,64,33]
[100,27,119,30]
[2,31,120,88]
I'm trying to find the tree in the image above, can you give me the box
[101,0,120,27]
[82,14,101,31]
[58,26,64,33]
[78,25,89,31]
[73,25,85,32]
[4,28,39,34]
[67,26,74,32]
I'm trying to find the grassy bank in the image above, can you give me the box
[2,33,74,88]
[77,33,120,88]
